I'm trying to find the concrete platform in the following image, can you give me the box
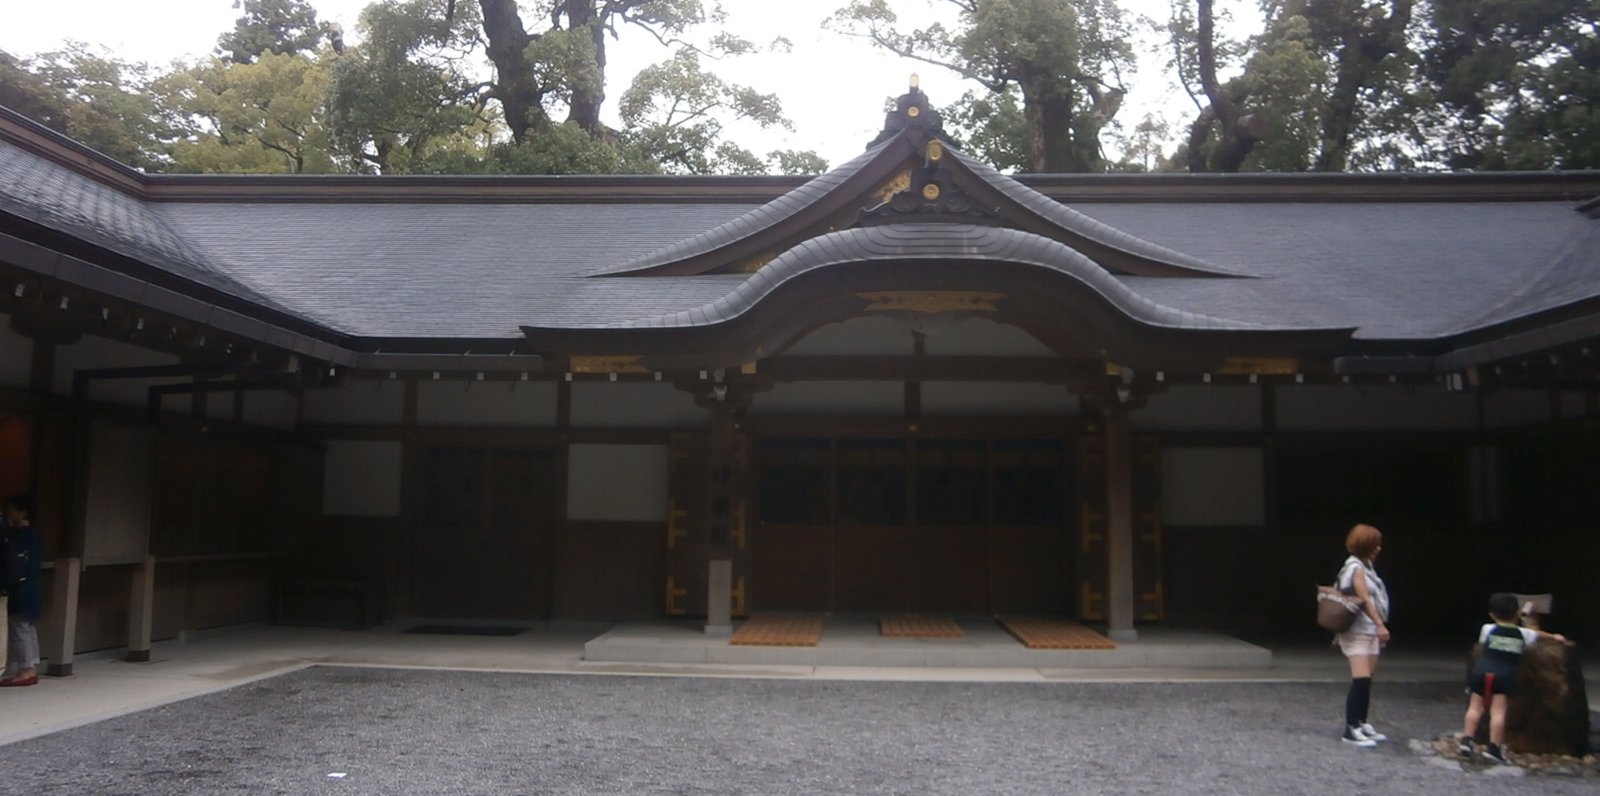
[583,614,1272,669]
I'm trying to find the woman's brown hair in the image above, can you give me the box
[1345,523,1382,560]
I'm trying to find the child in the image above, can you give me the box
[1458,592,1567,764]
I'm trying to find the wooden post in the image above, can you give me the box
[1105,410,1137,641]
[126,555,156,662]
[704,405,737,636]
[44,557,81,677]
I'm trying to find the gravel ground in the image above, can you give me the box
[5,666,1596,795]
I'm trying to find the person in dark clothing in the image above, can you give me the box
[2,493,43,687]
[1458,592,1569,764]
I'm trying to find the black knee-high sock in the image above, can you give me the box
[1346,677,1372,726]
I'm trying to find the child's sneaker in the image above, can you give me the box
[1358,722,1387,742]
[1483,743,1511,765]
[1457,737,1477,758]
[1341,725,1377,747]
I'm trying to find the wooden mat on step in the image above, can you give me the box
[729,614,825,646]
[996,616,1117,650]
[879,614,965,638]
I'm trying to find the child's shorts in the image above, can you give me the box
[1468,669,1518,697]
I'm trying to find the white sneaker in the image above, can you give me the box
[1358,722,1387,742]
[1341,726,1377,747]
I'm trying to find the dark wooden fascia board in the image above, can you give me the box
[0,106,147,197]
[9,101,1597,207]
[1017,170,1600,204]
[139,173,812,204]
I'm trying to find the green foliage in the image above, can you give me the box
[324,0,485,173]
[616,48,796,174]
[216,0,337,64]
[1179,0,1418,172]
[1421,0,1600,169]
[5,45,172,171]
[1230,12,1325,171]
[943,87,1030,172]
[159,51,338,173]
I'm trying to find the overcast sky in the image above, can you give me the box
[0,0,1218,169]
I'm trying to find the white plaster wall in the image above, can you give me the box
[1131,385,1261,432]
[417,380,558,427]
[322,440,403,516]
[1276,384,1477,431]
[1481,388,1551,429]
[921,381,1079,416]
[1161,447,1265,526]
[921,317,1055,356]
[244,389,300,430]
[82,420,154,565]
[782,316,914,355]
[750,380,905,416]
[567,443,669,521]
[51,333,181,407]
[0,317,31,388]
[302,380,407,426]
[571,382,711,429]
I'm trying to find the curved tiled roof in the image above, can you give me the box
[949,148,1241,276]
[595,140,897,275]
[608,223,1287,332]
[597,128,1241,279]
[0,139,300,317]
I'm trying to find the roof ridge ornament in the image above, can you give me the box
[868,75,950,148]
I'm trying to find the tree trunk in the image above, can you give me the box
[1020,64,1086,173]
[479,0,547,145]
[1312,0,1412,172]
[1191,0,1260,172]
[563,0,606,136]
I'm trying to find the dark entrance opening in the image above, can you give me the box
[752,435,1073,613]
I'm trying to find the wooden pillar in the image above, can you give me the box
[1105,409,1137,641]
[126,555,156,662]
[44,557,81,677]
[704,406,738,637]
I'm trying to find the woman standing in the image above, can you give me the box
[1336,523,1390,747]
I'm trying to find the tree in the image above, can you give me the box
[2,46,171,170]
[1421,0,1600,170]
[477,0,746,145]
[325,0,487,173]
[616,48,798,174]
[1183,0,1263,171]
[1177,0,1416,172]
[159,51,338,173]
[830,0,1136,173]
[216,0,340,64]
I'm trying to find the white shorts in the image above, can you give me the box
[1337,631,1381,658]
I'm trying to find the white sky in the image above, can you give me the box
[0,0,1220,169]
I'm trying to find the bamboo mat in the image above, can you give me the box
[729,614,825,647]
[995,616,1117,650]
[879,614,965,638]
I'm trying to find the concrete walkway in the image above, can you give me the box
[1,619,1593,748]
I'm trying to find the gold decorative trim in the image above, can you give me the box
[926,140,944,161]
[735,252,775,273]
[570,354,649,374]
[873,169,912,205]
[921,183,941,201]
[858,290,1003,314]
